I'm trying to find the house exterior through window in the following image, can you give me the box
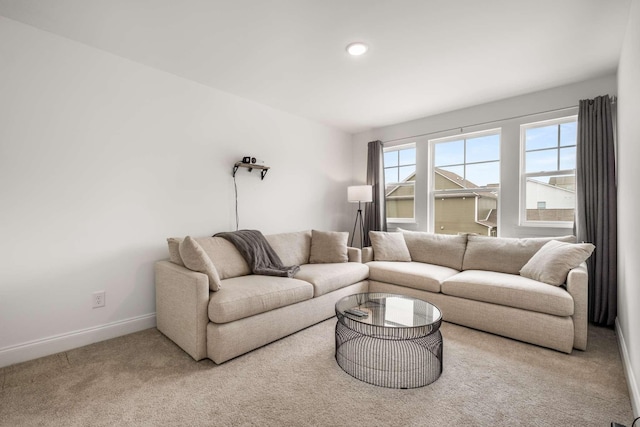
[520,116,577,227]
[430,130,500,236]
[384,144,416,222]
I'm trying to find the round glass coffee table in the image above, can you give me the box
[335,292,442,389]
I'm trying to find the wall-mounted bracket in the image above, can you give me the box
[233,161,270,180]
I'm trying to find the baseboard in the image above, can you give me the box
[616,317,640,417]
[0,313,156,368]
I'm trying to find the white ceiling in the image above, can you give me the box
[0,0,632,134]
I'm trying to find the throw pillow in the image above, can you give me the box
[309,230,348,264]
[167,237,185,267]
[520,240,595,286]
[179,236,223,291]
[369,231,411,262]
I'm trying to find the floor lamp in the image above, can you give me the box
[348,185,373,248]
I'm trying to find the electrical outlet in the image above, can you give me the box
[92,291,105,308]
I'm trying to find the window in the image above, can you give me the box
[520,116,577,226]
[430,130,500,236]
[384,144,416,221]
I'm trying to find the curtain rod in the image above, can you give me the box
[382,94,617,145]
[382,104,579,145]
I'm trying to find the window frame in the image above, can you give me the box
[428,128,501,235]
[519,115,578,228]
[383,143,416,223]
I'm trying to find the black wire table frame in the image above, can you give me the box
[335,292,443,389]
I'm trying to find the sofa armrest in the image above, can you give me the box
[362,246,373,263]
[155,260,210,361]
[566,262,588,350]
[347,247,362,263]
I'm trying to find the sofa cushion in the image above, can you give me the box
[369,231,411,262]
[520,240,595,286]
[367,261,459,293]
[265,230,311,266]
[296,263,369,297]
[309,230,348,264]
[401,230,467,270]
[462,235,576,275]
[208,275,314,323]
[441,270,574,316]
[179,236,222,291]
[194,236,251,279]
[167,237,185,266]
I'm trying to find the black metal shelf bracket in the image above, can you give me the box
[232,162,270,180]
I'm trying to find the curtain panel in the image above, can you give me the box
[576,95,617,326]
[364,140,387,247]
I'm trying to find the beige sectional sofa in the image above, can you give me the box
[156,228,594,363]
[155,230,368,364]
[363,231,594,353]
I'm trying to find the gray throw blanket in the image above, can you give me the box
[214,230,300,278]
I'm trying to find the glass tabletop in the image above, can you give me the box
[335,292,441,329]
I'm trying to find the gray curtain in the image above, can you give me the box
[576,95,617,326]
[364,140,387,247]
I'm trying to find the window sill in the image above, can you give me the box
[387,219,417,224]
[519,221,574,229]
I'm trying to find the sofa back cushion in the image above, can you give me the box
[265,230,312,266]
[462,234,576,274]
[194,236,251,279]
[401,231,467,270]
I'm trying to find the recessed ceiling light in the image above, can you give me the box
[346,42,368,56]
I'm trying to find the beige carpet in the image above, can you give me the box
[0,320,633,426]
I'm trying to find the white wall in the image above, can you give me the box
[616,0,640,416]
[352,75,617,238]
[0,17,353,367]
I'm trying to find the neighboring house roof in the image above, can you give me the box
[435,168,480,189]
[385,172,416,197]
[434,191,497,200]
[526,177,575,194]
[386,168,498,199]
[434,168,498,200]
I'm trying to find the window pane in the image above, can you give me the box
[525,174,575,221]
[466,161,500,188]
[384,151,398,167]
[559,146,576,170]
[398,165,415,182]
[384,168,398,184]
[526,125,558,151]
[434,140,464,166]
[560,122,577,147]
[466,134,500,163]
[386,184,414,219]
[432,131,500,235]
[526,149,558,173]
[399,148,416,166]
[434,166,464,190]
[433,191,498,236]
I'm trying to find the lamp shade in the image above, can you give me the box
[348,185,373,203]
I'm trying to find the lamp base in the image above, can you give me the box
[350,202,365,249]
